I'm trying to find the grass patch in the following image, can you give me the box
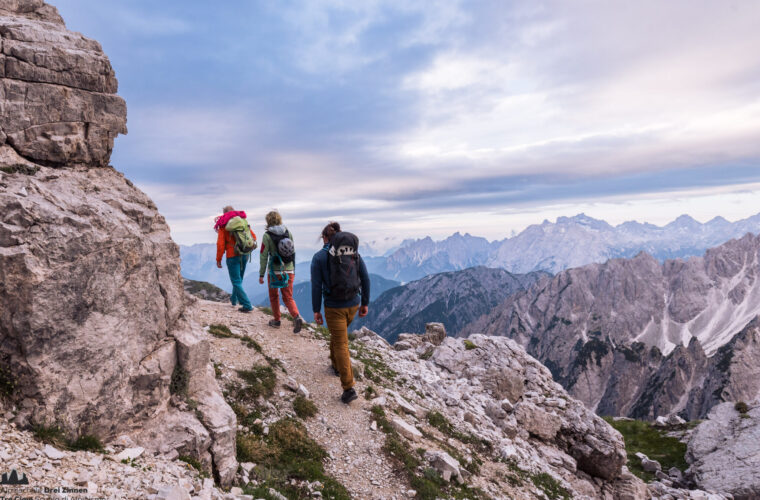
[419,348,434,360]
[463,340,478,350]
[0,365,16,399]
[213,362,223,378]
[293,395,318,419]
[208,323,235,338]
[32,425,104,453]
[259,307,274,316]
[69,435,104,452]
[242,335,263,352]
[426,411,492,453]
[238,418,350,500]
[735,401,749,414]
[364,386,377,400]
[530,472,571,500]
[0,164,38,175]
[235,365,277,402]
[178,455,208,477]
[32,424,69,449]
[352,344,397,385]
[170,364,190,397]
[370,406,485,499]
[604,417,687,482]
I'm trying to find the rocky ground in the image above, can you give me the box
[0,418,223,500]
[0,298,749,499]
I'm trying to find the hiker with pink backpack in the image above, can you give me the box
[215,205,257,312]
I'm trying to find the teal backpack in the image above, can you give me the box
[268,254,290,289]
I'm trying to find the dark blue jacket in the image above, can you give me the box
[311,245,370,312]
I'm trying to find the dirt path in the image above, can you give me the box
[191,300,411,500]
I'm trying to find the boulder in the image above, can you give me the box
[514,402,561,441]
[423,323,447,345]
[426,450,462,483]
[390,417,422,441]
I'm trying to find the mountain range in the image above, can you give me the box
[460,233,760,420]
[353,267,547,342]
[181,212,760,286]
[368,212,760,282]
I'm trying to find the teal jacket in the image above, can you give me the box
[259,225,295,277]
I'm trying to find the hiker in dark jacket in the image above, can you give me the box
[259,210,304,332]
[311,221,370,404]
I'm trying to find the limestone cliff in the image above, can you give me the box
[0,0,236,485]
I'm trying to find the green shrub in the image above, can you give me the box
[32,424,68,449]
[0,365,16,399]
[170,364,189,397]
[293,395,318,419]
[735,401,749,414]
[69,435,104,452]
[178,455,208,477]
[463,340,477,350]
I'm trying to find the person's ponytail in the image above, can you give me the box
[320,221,341,241]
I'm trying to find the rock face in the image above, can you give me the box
[0,0,127,167]
[0,1,236,486]
[463,234,760,420]
[686,402,760,499]
[353,266,547,342]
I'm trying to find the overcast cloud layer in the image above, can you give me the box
[55,1,760,251]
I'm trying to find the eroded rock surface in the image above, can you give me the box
[0,1,236,485]
[686,402,760,499]
[0,0,126,167]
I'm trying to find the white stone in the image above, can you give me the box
[390,417,422,441]
[115,447,145,462]
[43,444,65,460]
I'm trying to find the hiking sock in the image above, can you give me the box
[341,387,358,404]
[293,316,303,334]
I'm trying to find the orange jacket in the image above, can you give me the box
[217,227,257,262]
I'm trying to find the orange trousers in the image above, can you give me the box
[325,305,358,391]
[268,273,299,321]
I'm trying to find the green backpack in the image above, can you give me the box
[225,216,257,257]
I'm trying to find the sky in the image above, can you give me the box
[54,1,760,253]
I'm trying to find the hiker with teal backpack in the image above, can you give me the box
[215,205,257,313]
[259,210,304,332]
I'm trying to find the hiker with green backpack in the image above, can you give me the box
[259,210,304,332]
[215,205,257,313]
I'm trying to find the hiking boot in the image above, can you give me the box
[341,388,358,404]
[268,319,281,328]
[293,316,304,334]
[238,307,252,313]
[330,366,340,377]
